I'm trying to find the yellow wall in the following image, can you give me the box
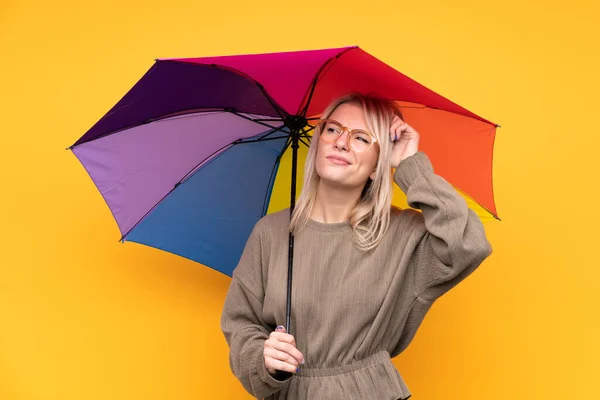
[1,0,598,398]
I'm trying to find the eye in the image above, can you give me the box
[324,123,341,134]
[353,132,372,144]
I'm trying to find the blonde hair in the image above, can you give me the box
[290,93,404,251]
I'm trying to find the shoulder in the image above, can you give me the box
[253,208,291,235]
[388,205,426,235]
[246,209,291,258]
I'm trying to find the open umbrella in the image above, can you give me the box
[69,45,499,334]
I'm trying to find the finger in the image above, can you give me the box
[269,327,304,364]
[390,125,401,141]
[391,115,404,125]
[391,119,409,141]
[265,358,298,374]
[395,121,416,134]
[265,336,304,364]
[271,342,304,365]
[398,121,416,133]
[273,326,295,344]
[395,124,408,140]
[264,347,300,367]
[265,354,298,374]
[400,124,419,139]
[269,331,297,346]
[390,118,404,133]
[396,122,410,132]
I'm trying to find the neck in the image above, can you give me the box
[310,180,364,223]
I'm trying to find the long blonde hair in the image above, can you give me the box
[290,93,404,251]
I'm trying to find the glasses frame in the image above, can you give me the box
[316,119,378,153]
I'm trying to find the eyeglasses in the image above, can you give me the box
[316,119,378,153]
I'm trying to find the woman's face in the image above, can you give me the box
[314,102,380,190]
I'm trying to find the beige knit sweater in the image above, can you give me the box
[220,152,492,399]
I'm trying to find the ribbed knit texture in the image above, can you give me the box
[221,152,492,399]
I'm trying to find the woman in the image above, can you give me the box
[220,93,492,399]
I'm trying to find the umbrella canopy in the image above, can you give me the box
[70,46,499,278]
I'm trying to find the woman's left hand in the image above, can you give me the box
[390,115,420,168]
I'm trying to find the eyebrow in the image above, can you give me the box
[328,119,368,130]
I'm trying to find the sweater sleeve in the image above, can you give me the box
[220,219,291,398]
[393,151,493,303]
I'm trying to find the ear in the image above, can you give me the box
[369,169,376,180]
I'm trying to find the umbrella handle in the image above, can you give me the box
[285,231,294,333]
[272,122,301,380]
[272,370,293,381]
[284,125,300,335]
[272,230,295,380]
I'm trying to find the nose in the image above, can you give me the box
[333,129,350,151]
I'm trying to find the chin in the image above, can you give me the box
[314,166,341,184]
[316,168,343,183]
[317,167,363,189]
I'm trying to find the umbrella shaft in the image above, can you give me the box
[274,126,302,379]
[286,232,294,332]
[286,129,300,333]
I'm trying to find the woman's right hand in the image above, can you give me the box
[264,325,305,375]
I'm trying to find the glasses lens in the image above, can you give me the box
[349,131,373,152]
[320,120,342,142]
[318,120,374,152]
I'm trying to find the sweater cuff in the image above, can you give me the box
[256,348,291,390]
[393,151,434,193]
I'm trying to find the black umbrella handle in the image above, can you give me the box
[285,231,294,333]
[283,126,299,335]
[272,370,293,381]
[272,123,301,380]
[272,230,295,380]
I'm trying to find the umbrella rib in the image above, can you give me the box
[69,113,199,149]
[302,125,316,133]
[178,142,236,185]
[193,62,288,120]
[299,124,315,142]
[225,109,285,131]
[260,89,287,121]
[233,128,292,145]
[263,136,293,214]
[298,47,356,117]
[279,136,293,156]
[261,138,291,215]
[224,109,293,143]
[69,108,270,149]
[120,130,293,242]
[118,141,234,242]
[451,183,501,221]
[234,135,289,144]
[258,129,287,141]
[70,56,294,148]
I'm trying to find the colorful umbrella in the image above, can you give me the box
[69,45,499,333]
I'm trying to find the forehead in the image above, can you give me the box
[328,103,367,129]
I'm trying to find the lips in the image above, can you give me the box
[326,155,351,165]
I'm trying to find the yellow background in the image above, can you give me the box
[1,0,599,398]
